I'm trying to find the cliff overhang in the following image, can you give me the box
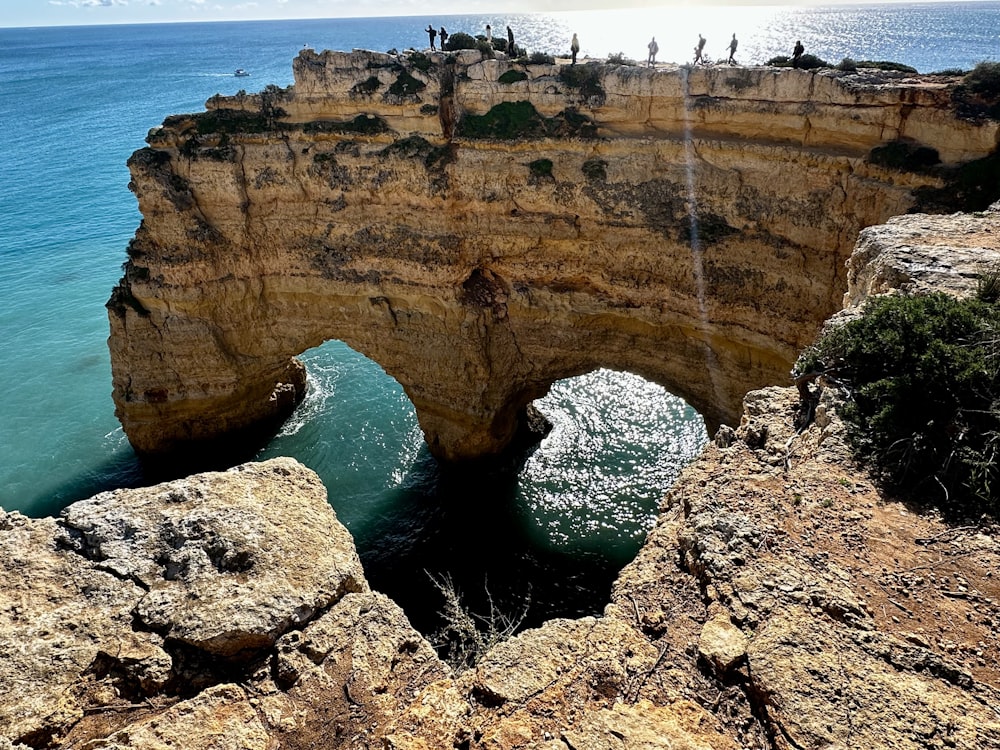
[108,48,1000,463]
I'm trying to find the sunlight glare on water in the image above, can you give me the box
[517,369,706,559]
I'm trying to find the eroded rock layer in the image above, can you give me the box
[109,49,999,460]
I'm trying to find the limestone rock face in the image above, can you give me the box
[0,458,365,746]
[845,202,1000,306]
[108,49,1000,461]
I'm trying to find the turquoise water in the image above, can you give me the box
[1,6,996,628]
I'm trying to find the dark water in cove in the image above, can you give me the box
[1,5,996,632]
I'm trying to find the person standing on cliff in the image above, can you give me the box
[571,33,580,64]
[727,33,738,64]
[792,39,805,67]
[647,36,658,66]
[507,26,516,57]
[486,24,492,43]
[440,27,449,49]
[426,24,437,50]
[693,34,706,64]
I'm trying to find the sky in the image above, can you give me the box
[1,0,933,29]
[6,0,664,27]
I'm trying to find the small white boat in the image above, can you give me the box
[234,68,250,77]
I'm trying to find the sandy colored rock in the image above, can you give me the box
[90,684,271,750]
[0,458,364,746]
[59,458,367,657]
[108,50,998,463]
[697,611,747,673]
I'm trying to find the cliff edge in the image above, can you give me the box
[108,49,1000,464]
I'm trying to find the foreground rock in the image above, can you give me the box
[0,459,368,746]
[9,208,1000,748]
[6,401,1000,746]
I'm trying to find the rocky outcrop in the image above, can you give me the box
[0,459,368,746]
[109,48,1000,463]
[6,398,999,749]
[11,196,1000,750]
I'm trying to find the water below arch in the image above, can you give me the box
[257,341,707,635]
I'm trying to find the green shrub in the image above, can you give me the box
[527,51,555,65]
[794,292,1000,517]
[457,101,596,140]
[407,50,433,71]
[528,158,553,181]
[837,57,858,72]
[476,41,495,59]
[978,262,1000,303]
[458,100,547,139]
[768,53,828,69]
[912,150,1000,212]
[558,63,606,102]
[351,76,382,95]
[933,67,967,77]
[498,69,528,84]
[868,140,940,171]
[582,158,607,181]
[965,61,1000,97]
[387,70,426,98]
[856,60,918,73]
[304,114,390,135]
[444,32,478,51]
[606,52,634,66]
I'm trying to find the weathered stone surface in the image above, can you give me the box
[845,202,1000,307]
[108,49,999,463]
[59,458,367,657]
[697,610,747,673]
[261,591,450,747]
[88,684,271,750]
[0,510,143,746]
[0,458,364,746]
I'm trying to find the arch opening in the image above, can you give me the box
[260,343,708,641]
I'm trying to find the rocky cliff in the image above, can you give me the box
[108,48,1000,462]
[7,207,1000,748]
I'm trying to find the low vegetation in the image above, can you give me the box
[429,573,530,672]
[794,290,1000,519]
[443,32,478,52]
[557,63,606,103]
[387,70,426,98]
[868,140,941,172]
[457,101,597,140]
[952,62,1000,121]
[497,69,528,84]
[527,51,555,65]
[767,53,829,70]
[303,114,390,135]
[582,158,607,181]
[350,76,382,96]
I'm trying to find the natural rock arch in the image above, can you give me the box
[108,50,1000,464]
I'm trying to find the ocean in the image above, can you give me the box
[1,3,996,632]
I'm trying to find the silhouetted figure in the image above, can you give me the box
[727,33,738,64]
[647,36,658,66]
[693,34,706,64]
[426,25,437,50]
[486,24,492,43]
[571,33,580,64]
[792,39,804,68]
[440,27,448,49]
[507,26,515,56]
